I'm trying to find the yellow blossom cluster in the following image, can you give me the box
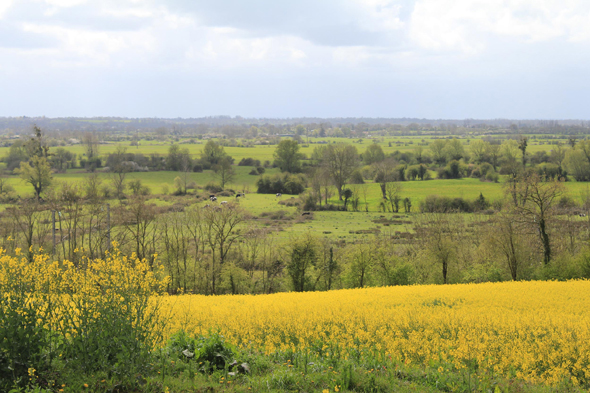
[163,281,590,386]
[0,247,167,358]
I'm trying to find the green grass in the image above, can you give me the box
[4,167,282,197]
[0,133,571,164]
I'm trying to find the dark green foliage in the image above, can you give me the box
[349,169,365,184]
[204,182,223,193]
[273,139,303,173]
[421,195,475,213]
[167,331,235,373]
[437,160,465,179]
[238,157,261,167]
[256,173,306,195]
[287,235,317,292]
[406,164,429,180]
[0,290,50,390]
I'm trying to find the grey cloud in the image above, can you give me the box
[164,0,409,47]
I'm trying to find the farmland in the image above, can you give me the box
[164,280,590,389]
[3,125,590,391]
[3,245,589,392]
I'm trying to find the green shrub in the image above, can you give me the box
[256,173,306,195]
[167,331,235,373]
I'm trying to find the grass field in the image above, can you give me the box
[0,133,569,163]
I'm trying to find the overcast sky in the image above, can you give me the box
[1,0,590,119]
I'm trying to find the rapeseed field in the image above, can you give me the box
[164,281,590,387]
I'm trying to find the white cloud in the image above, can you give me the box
[0,0,12,18]
[20,21,155,66]
[2,0,590,117]
[353,0,405,32]
[409,0,590,54]
[44,0,87,7]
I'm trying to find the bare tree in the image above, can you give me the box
[322,144,359,200]
[414,214,464,284]
[82,132,100,160]
[5,199,50,261]
[122,197,159,267]
[373,158,397,199]
[109,145,129,199]
[385,182,403,213]
[510,173,564,265]
[203,203,244,294]
[488,213,527,280]
[212,157,235,189]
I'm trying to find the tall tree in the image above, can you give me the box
[201,140,227,166]
[273,139,303,173]
[286,233,317,292]
[17,156,53,199]
[322,144,359,200]
[17,126,52,198]
[82,132,100,160]
[518,136,528,169]
[362,143,385,165]
[109,145,130,199]
[469,139,489,164]
[373,158,397,199]
[203,203,244,294]
[510,173,564,265]
[429,139,448,166]
[213,157,235,189]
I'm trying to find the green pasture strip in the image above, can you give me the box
[0,133,572,164]
[3,167,281,197]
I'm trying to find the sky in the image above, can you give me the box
[1,0,590,119]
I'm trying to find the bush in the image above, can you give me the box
[484,171,499,183]
[80,156,102,172]
[420,195,473,213]
[0,252,55,390]
[256,173,306,195]
[349,169,365,184]
[388,263,414,286]
[238,158,261,167]
[558,195,578,209]
[167,331,235,373]
[0,249,167,389]
[437,160,466,179]
[406,164,429,180]
[129,179,151,196]
[205,182,223,193]
[536,162,566,181]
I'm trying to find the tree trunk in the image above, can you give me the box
[539,218,551,265]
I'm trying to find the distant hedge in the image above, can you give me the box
[256,173,307,195]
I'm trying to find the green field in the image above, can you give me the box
[0,133,568,163]
[2,134,584,242]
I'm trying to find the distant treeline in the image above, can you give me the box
[1,116,590,136]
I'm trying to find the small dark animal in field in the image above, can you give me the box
[210,196,217,202]
[276,193,282,197]
[580,213,587,217]
[301,212,311,216]
[209,194,215,198]
[236,193,242,198]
